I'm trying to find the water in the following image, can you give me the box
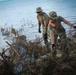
[0,0,76,41]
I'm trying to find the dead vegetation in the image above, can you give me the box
[0,27,76,75]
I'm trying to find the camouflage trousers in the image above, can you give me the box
[42,25,49,50]
[54,30,69,55]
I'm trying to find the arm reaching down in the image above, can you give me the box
[50,30,55,44]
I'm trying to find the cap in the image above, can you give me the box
[49,11,57,19]
[36,7,42,13]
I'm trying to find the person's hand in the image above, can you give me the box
[44,33,47,39]
[73,26,76,29]
[38,28,41,33]
[52,44,56,49]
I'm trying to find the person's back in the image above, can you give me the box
[37,12,49,27]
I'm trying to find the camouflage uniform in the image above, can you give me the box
[49,16,68,55]
[37,11,49,48]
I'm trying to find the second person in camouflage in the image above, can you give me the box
[48,11,76,57]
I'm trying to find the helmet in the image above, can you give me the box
[49,11,57,19]
[36,7,42,13]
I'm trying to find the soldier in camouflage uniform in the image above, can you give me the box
[36,7,49,49]
[48,11,76,57]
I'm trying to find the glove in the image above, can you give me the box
[38,28,41,33]
[51,44,56,57]
[43,33,47,39]
[73,26,76,29]
[52,44,56,49]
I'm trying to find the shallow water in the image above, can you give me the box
[0,0,76,41]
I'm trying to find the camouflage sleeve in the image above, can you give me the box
[43,14,49,26]
[59,16,64,21]
[43,14,49,22]
[43,13,49,34]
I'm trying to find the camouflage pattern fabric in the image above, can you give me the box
[37,12,49,48]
